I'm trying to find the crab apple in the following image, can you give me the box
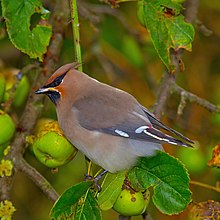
[32,119,78,168]
[0,110,15,145]
[113,188,150,216]
[3,69,30,108]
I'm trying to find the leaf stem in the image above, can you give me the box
[190,180,220,194]
[70,0,83,71]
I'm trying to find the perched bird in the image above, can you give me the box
[35,63,193,173]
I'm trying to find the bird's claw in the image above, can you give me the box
[84,174,102,192]
[84,170,108,192]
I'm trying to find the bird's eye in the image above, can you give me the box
[45,73,67,88]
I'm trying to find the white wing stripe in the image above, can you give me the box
[114,129,129,138]
[144,130,164,141]
[135,126,150,134]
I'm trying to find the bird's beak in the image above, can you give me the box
[35,87,58,94]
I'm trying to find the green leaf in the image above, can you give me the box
[97,171,126,210]
[129,151,191,215]
[74,190,102,220]
[140,0,194,71]
[1,0,52,61]
[50,181,93,219]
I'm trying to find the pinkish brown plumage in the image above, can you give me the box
[35,63,193,173]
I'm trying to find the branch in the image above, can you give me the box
[16,158,59,202]
[173,83,220,115]
[0,0,69,201]
[153,70,176,118]
[190,180,220,194]
[70,0,83,71]
[118,215,131,220]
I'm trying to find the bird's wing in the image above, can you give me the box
[140,104,194,144]
[73,90,193,147]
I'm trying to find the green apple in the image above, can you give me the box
[2,68,30,108]
[0,74,5,103]
[13,76,30,108]
[3,68,18,102]
[32,119,78,168]
[32,131,77,168]
[113,188,150,216]
[0,110,15,145]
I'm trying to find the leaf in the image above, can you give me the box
[50,181,93,219]
[140,0,195,71]
[74,190,102,220]
[97,171,126,210]
[129,151,191,215]
[1,0,52,61]
[208,144,220,168]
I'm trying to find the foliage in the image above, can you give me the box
[1,0,52,61]
[138,0,194,72]
[50,151,191,218]
[129,151,191,215]
[50,181,102,220]
[97,171,126,210]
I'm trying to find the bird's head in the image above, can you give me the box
[35,63,76,105]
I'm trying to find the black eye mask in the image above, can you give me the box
[44,72,67,89]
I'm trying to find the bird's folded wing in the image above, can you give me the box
[73,92,193,147]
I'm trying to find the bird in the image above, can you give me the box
[35,63,194,174]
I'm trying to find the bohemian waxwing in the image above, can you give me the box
[35,63,193,173]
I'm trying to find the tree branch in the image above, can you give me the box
[16,158,59,202]
[70,0,83,71]
[153,70,176,118]
[173,83,220,114]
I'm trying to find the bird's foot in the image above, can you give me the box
[84,170,108,192]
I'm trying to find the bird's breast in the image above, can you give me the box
[56,108,138,172]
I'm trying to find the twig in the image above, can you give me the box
[183,0,200,23]
[172,83,220,114]
[70,0,83,72]
[190,180,220,194]
[118,215,131,220]
[153,70,175,118]
[177,90,187,116]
